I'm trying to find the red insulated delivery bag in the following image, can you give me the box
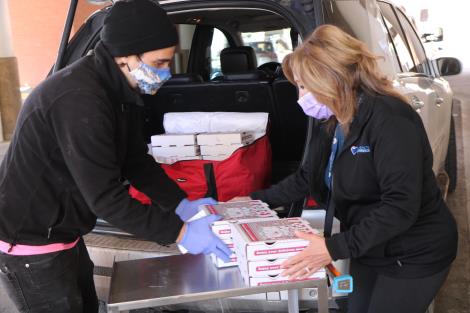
[129,135,271,203]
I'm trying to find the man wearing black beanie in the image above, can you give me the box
[0,0,230,312]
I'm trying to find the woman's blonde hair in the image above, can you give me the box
[283,24,408,124]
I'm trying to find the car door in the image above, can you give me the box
[378,1,451,174]
[393,7,453,173]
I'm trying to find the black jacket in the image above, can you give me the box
[0,42,186,247]
[253,92,458,278]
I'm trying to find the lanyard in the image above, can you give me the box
[324,93,363,237]
[324,123,343,237]
[326,123,343,189]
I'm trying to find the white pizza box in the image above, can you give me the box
[197,132,254,146]
[200,144,245,156]
[201,155,229,161]
[236,255,326,286]
[198,201,278,240]
[246,271,326,287]
[232,217,319,261]
[223,240,236,252]
[239,258,287,277]
[237,251,326,279]
[210,253,238,268]
[211,217,279,241]
[235,249,326,283]
[151,133,197,147]
[152,145,200,157]
[153,155,202,164]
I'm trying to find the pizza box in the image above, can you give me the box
[236,257,327,287]
[224,240,236,252]
[153,155,202,164]
[201,155,229,161]
[152,145,200,157]
[200,144,245,156]
[198,201,278,240]
[238,258,287,277]
[197,132,254,146]
[232,218,319,261]
[246,271,327,287]
[237,252,326,279]
[150,133,197,147]
[210,253,238,268]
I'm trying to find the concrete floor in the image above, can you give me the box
[433,72,470,313]
[0,73,469,312]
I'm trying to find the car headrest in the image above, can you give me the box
[222,70,268,81]
[165,73,203,85]
[220,46,258,74]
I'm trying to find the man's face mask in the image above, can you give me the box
[129,59,172,95]
[297,92,334,120]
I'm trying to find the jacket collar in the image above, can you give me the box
[93,41,144,107]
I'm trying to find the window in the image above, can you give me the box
[209,28,229,79]
[395,9,430,75]
[378,2,415,73]
[241,28,293,66]
[173,24,196,74]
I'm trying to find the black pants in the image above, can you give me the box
[0,238,98,313]
[347,260,450,313]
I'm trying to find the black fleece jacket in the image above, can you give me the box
[252,92,458,278]
[0,42,186,246]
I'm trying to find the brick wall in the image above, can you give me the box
[8,0,107,88]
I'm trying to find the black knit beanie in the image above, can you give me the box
[100,0,178,57]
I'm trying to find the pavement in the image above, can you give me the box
[0,73,469,312]
[433,72,470,313]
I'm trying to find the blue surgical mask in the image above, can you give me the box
[297,92,334,120]
[129,62,172,95]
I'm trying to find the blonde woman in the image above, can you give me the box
[242,25,458,312]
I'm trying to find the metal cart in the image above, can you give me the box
[107,254,329,313]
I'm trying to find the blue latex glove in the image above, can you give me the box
[179,215,232,262]
[175,197,217,222]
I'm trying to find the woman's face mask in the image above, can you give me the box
[297,91,334,120]
[129,61,172,95]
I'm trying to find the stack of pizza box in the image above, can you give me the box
[231,217,326,286]
[198,200,278,268]
[150,133,201,164]
[197,132,253,161]
[150,132,255,163]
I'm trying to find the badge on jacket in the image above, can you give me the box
[351,145,370,155]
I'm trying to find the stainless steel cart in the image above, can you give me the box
[107,254,329,313]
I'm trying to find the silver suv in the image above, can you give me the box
[49,0,461,312]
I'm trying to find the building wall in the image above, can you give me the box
[8,0,107,89]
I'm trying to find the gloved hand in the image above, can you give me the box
[178,215,232,262]
[175,197,217,222]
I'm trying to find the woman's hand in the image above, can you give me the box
[281,231,332,280]
[228,196,252,202]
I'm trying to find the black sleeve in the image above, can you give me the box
[251,160,311,207]
[49,92,183,244]
[325,115,423,260]
[122,106,186,211]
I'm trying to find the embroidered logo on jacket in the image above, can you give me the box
[351,145,371,155]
